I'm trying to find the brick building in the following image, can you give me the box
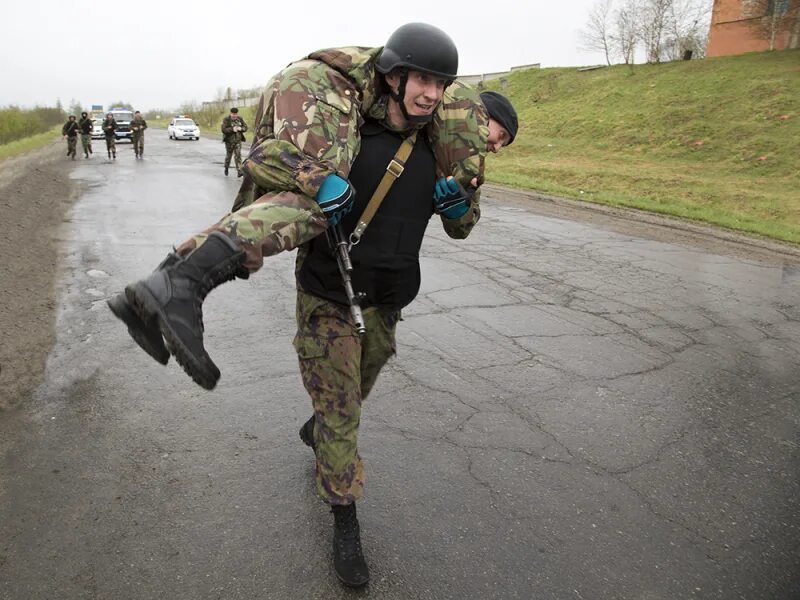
[707,0,800,56]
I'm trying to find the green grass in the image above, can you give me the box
[0,126,61,161]
[485,49,800,243]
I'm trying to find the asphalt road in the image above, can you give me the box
[1,132,799,600]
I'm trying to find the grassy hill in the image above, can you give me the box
[483,49,800,243]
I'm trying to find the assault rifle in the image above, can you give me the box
[326,223,366,336]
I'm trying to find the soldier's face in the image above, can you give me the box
[486,119,511,153]
[387,70,445,118]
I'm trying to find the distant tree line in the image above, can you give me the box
[580,0,714,65]
[0,105,65,145]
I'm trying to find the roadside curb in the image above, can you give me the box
[483,183,800,261]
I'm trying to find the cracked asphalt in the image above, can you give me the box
[1,133,799,599]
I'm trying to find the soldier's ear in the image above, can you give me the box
[384,71,401,94]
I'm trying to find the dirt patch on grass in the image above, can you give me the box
[0,143,79,410]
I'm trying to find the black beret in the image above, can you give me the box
[480,91,518,146]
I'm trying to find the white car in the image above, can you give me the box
[168,117,200,140]
[91,119,105,139]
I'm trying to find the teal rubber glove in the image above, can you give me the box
[433,177,470,219]
[316,174,355,226]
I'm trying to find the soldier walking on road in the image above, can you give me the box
[130,111,147,158]
[61,115,79,160]
[102,113,117,159]
[78,111,93,158]
[221,107,248,177]
[108,22,516,588]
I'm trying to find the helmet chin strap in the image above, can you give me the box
[389,70,433,126]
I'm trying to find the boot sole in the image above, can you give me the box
[107,295,170,365]
[125,283,220,390]
[335,568,370,587]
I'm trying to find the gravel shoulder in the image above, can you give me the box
[0,142,79,410]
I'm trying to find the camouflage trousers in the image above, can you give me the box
[66,136,77,157]
[80,134,92,155]
[105,135,116,154]
[293,289,398,505]
[224,141,242,172]
[175,191,327,272]
[132,133,144,156]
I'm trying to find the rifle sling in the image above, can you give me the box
[349,129,417,246]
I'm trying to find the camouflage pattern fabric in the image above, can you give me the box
[221,116,248,144]
[66,136,77,157]
[131,117,147,155]
[176,46,486,270]
[293,289,398,505]
[224,140,243,171]
[61,120,79,138]
[175,191,328,271]
[103,119,117,153]
[80,134,92,154]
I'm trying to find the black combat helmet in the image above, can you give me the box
[376,22,458,81]
[376,23,459,124]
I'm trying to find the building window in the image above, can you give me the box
[767,0,790,15]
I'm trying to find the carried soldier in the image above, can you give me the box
[221,107,248,177]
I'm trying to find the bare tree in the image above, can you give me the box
[637,0,674,62]
[613,0,641,64]
[664,0,713,59]
[581,0,616,65]
[745,0,800,50]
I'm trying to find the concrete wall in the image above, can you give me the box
[457,63,540,86]
[201,96,260,111]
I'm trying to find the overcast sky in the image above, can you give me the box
[2,0,608,111]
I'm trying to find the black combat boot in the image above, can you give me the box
[112,150,116,159]
[299,414,317,453]
[107,251,181,365]
[331,503,370,587]
[84,151,89,158]
[108,150,111,159]
[124,232,245,390]
[224,166,229,176]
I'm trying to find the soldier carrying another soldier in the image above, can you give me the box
[108,22,517,588]
[221,107,248,177]
[61,115,79,160]
[102,112,117,160]
[130,111,147,158]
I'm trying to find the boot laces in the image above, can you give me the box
[189,260,240,333]
[333,506,363,559]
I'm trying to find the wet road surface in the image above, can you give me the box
[1,132,799,599]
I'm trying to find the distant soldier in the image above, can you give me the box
[221,107,248,177]
[78,111,93,158]
[61,115,80,160]
[102,112,117,159]
[130,111,148,158]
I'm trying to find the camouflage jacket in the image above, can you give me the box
[102,118,117,137]
[221,116,248,144]
[62,120,79,137]
[130,117,147,134]
[78,117,92,135]
[237,46,488,239]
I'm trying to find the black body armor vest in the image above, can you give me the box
[298,120,436,310]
